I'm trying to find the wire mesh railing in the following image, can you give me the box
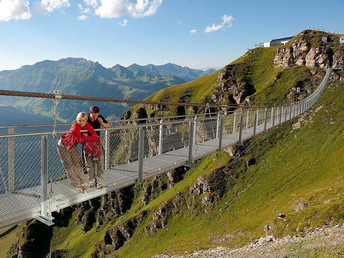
[0,68,332,228]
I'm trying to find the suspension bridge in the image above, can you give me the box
[0,68,332,228]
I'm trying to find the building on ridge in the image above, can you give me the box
[263,36,294,47]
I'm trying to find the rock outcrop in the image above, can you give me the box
[213,65,255,105]
[274,30,344,70]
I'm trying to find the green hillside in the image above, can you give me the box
[129,43,325,118]
[3,30,344,257]
[26,70,342,258]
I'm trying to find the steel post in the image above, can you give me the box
[264,108,268,131]
[272,107,275,127]
[289,105,292,120]
[188,121,195,164]
[253,112,257,137]
[193,116,197,145]
[37,135,54,226]
[158,119,163,155]
[8,127,14,193]
[284,106,288,122]
[216,113,220,138]
[256,109,259,126]
[104,130,110,169]
[238,112,243,145]
[41,135,48,217]
[218,117,223,151]
[246,110,249,129]
[233,112,237,133]
[138,127,144,182]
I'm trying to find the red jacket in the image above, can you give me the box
[60,122,99,149]
[83,139,100,161]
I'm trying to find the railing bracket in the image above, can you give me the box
[36,214,54,226]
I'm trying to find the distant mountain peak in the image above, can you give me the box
[126,63,216,81]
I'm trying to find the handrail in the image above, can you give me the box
[0,68,332,228]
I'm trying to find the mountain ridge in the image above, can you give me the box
[3,29,344,257]
[0,58,215,123]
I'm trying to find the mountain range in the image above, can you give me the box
[4,30,344,257]
[0,58,216,125]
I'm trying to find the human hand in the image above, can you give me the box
[97,117,103,124]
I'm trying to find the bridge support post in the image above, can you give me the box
[253,111,257,137]
[38,135,54,226]
[187,121,195,165]
[138,127,144,183]
[218,117,223,151]
[289,105,292,120]
[238,112,244,146]
[272,107,275,127]
[293,104,296,118]
[8,127,15,193]
[216,114,220,139]
[246,110,249,129]
[159,119,163,155]
[256,109,259,127]
[284,106,288,122]
[264,108,268,131]
[104,130,110,169]
[193,117,197,145]
[233,112,237,133]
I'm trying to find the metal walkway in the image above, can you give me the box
[0,68,332,228]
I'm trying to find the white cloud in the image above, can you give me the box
[0,0,31,21]
[118,18,128,27]
[84,0,98,8]
[95,0,129,18]
[78,14,88,21]
[78,4,90,14]
[36,0,71,14]
[128,0,162,18]
[190,29,197,35]
[204,14,234,33]
[95,0,162,19]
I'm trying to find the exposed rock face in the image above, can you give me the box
[274,30,344,69]
[333,49,344,70]
[213,65,255,105]
[9,220,53,258]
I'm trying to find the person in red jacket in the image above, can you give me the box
[57,112,99,192]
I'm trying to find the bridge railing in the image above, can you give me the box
[0,68,332,227]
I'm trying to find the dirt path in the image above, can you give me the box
[155,224,344,257]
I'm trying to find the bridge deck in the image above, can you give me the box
[0,122,269,228]
[0,68,332,228]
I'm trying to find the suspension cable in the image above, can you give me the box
[0,89,239,109]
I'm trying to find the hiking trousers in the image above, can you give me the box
[84,144,105,186]
[57,141,87,188]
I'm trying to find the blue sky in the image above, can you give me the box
[0,0,343,71]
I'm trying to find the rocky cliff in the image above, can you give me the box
[214,30,344,107]
[274,30,344,69]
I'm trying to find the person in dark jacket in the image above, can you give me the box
[85,105,110,189]
[57,112,99,192]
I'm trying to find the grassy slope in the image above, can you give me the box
[45,32,343,257]
[114,78,344,257]
[130,44,323,118]
[0,225,19,257]
[3,30,342,257]
[45,76,344,257]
